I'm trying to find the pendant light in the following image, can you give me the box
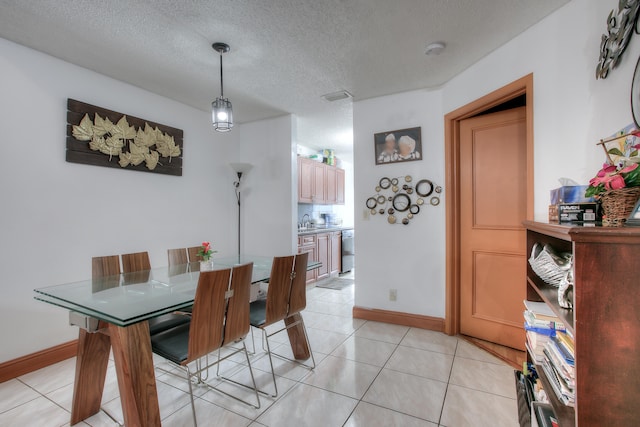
[211,42,233,132]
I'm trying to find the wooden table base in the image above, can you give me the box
[70,321,160,426]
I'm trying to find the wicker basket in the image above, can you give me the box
[599,187,640,227]
[528,243,572,287]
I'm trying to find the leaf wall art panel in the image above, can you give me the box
[66,99,184,176]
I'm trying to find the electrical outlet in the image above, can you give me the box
[363,208,370,220]
[389,289,397,301]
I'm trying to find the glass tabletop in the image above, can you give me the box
[34,255,321,327]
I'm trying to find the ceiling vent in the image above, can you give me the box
[322,90,353,102]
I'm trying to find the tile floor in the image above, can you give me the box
[0,277,519,427]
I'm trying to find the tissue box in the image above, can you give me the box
[550,186,592,204]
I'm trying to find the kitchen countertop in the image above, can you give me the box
[298,226,353,235]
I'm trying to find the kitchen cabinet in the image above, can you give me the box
[325,166,337,204]
[297,234,317,284]
[298,158,314,203]
[297,230,342,284]
[312,162,325,203]
[330,231,341,275]
[336,168,345,205]
[297,157,345,205]
[316,233,330,281]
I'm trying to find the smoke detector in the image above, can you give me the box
[322,90,353,102]
[425,42,446,56]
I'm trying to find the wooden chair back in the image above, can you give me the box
[288,252,308,316]
[91,255,121,292]
[223,263,253,345]
[187,246,203,262]
[186,269,230,364]
[91,255,121,278]
[121,251,151,273]
[265,256,295,326]
[167,248,188,266]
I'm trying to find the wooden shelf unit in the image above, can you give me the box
[524,221,640,427]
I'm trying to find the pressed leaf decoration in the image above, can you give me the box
[72,114,93,141]
[72,112,179,172]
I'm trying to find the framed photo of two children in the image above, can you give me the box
[374,127,422,165]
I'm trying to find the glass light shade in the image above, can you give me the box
[212,97,234,132]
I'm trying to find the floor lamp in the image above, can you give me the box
[230,163,253,261]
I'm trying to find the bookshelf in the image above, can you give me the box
[524,221,640,426]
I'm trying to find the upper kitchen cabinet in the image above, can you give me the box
[297,157,345,205]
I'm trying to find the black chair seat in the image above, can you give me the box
[150,323,190,365]
[249,299,267,327]
[148,313,191,335]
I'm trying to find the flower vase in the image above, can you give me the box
[200,259,214,272]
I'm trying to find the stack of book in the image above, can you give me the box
[541,330,575,407]
[524,300,565,364]
[524,300,576,407]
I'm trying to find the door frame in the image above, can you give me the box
[444,74,534,336]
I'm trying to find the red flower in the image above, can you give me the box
[608,174,626,190]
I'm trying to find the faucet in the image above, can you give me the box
[301,213,311,229]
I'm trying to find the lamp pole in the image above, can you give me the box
[234,171,243,262]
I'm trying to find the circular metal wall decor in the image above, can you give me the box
[379,177,392,189]
[416,179,434,197]
[365,174,442,225]
[596,1,640,79]
[632,56,640,127]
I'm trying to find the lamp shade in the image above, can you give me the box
[212,97,233,132]
[229,162,253,175]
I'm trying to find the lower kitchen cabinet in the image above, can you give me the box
[330,231,341,275]
[316,233,330,281]
[298,234,317,285]
[298,231,342,284]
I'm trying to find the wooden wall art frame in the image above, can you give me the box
[66,99,184,176]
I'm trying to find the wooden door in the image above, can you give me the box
[298,158,313,203]
[326,167,337,204]
[316,232,330,280]
[459,107,527,350]
[336,168,345,205]
[330,232,341,275]
[312,163,326,203]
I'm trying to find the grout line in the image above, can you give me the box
[437,339,459,426]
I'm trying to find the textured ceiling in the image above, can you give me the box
[0,0,570,156]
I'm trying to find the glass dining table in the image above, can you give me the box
[34,255,320,426]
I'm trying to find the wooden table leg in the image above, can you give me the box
[284,313,311,360]
[70,328,111,425]
[109,322,160,427]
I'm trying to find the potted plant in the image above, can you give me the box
[198,241,217,271]
[587,162,640,226]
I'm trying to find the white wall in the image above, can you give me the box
[354,89,446,317]
[235,115,297,256]
[353,0,640,318]
[0,37,239,362]
[442,0,640,220]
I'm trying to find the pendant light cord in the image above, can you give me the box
[219,53,224,98]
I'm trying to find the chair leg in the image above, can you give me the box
[242,341,261,409]
[262,328,279,398]
[186,367,198,427]
[299,316,316,369]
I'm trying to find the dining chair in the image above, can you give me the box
[167,248,189,266]
[249,252,314,397]
[92,255,121,278]
[187,246,203,262]
[121,251,191,335]
[215,263,260,406]
[150,267,260,426]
